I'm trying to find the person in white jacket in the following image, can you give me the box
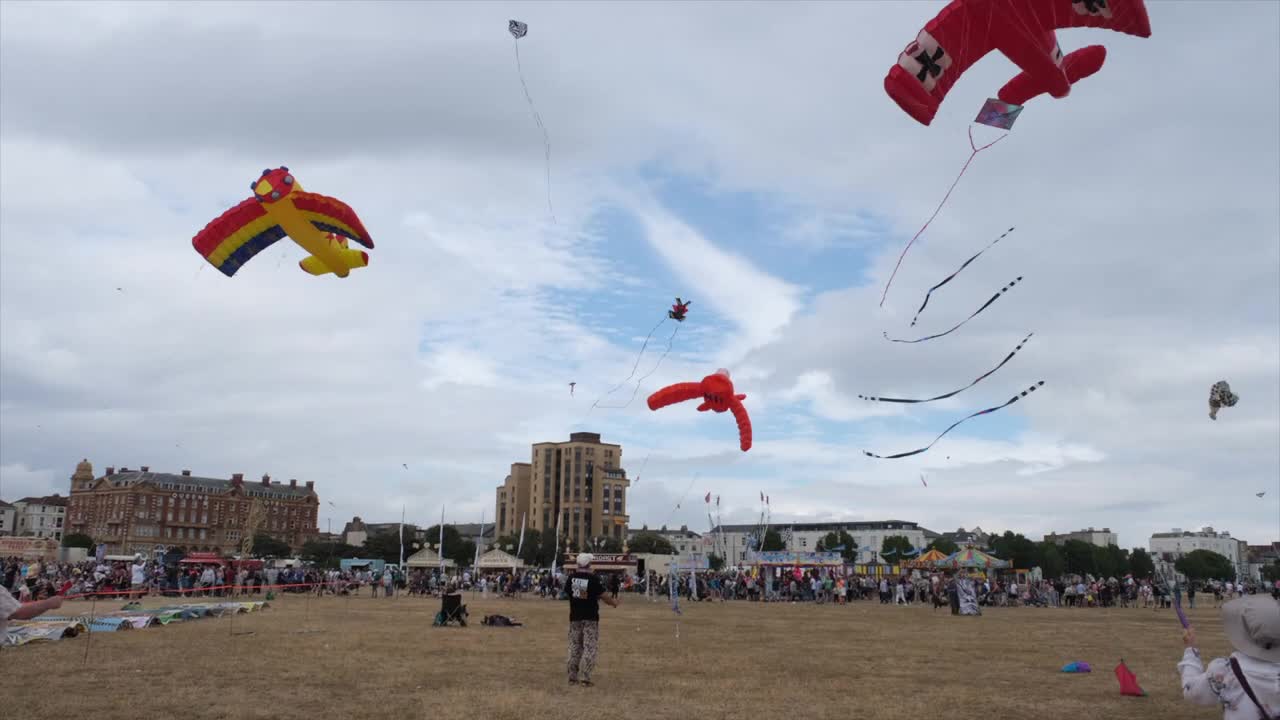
[1177,594,1279,719]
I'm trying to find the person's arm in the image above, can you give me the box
[1176,627,1229,706]
[602,591,618,608]
[9,595,63,621]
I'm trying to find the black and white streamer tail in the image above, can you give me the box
[509,21,555,223]
[859,333,1033,404]
[885,276,1022,344]
[863,381,1045,459]
[911,227,1015,326]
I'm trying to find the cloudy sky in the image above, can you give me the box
[2,1,1276,550]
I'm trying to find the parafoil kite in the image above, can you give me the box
[884,0,1152,127]
[1208,380,1238,420]
[648,369,753,452]
[193,167,373,278]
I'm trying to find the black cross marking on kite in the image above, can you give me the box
[913,46,946,83]
[1074,0,1108,14]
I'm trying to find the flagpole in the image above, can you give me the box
[439,506,445,575]
[516,512,527,558]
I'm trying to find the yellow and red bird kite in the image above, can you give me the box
[192,167,373,278]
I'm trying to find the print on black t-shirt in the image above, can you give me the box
[568,571,604,622]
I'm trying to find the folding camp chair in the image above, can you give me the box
[433,592,468,627]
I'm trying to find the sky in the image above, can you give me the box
[1,1,1277,551]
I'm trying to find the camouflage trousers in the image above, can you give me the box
[567,620,599,682]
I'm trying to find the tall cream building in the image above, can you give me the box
[495,432,628,552]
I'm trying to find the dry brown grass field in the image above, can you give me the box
[1,592,1228,719]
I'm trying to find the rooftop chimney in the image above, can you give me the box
[290,479,297,488]
[261,474,270,486]
[106,466,115,475]
[120,467,129,472]
[305,480,314,490]
[181,470,191,476]
[232,473,244,482]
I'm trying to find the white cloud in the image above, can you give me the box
[1,1,1277,548]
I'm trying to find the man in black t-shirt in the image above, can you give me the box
[566,553,618,686]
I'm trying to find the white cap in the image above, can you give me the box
[577,553,594,568]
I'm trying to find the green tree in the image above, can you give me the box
[989,531,1041,569]
[1129,548,1156,579]
[1090,544,1130,579]
[251,533,292,558]
[1175,549,1235,581]
[1038,543,1066,578]
[1061,539,1096,576]
[761,529,785,552]
[61,532,94,549]
[363,531,410,563]
[927,537,959,555]
[588,535,623,553]
[1261,561,1280,583]
[817,531,858,563]
[300,540,361,568]
[881,535,915,561]
[628,532,676,555]
[708,553,726,571]
[423,524,477,566]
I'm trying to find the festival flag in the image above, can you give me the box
[516,512,527,557]
[705,492,711,504]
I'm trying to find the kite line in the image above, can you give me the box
[884,276,1022,344]
[860,332,1032,404]
[509,20,555,223]
[594,324,680,410]
[863,381,1044,459]
[880,126,1007,308]
[911,227,1015,326]
[586,316,668,416]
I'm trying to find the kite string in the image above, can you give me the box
[583,316,667,420]
[512,38,555,224]
[594,324,680,410]
[879,126,1007,308]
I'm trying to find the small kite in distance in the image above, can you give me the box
[508,19,527,38]
[1256,492,1266,498]
[402,464,408,470]
[669,297,692,322]
[569,382,576,396]
[921,474,928,487]
[1208,380,1238,420]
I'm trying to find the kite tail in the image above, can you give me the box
[512,39,555,223]
[586,316,667,417]
[595,324,680,410]
[863,381,1044,459]
[911,226,1015,326]
[884,276,1022,343]
[860,332,1033,403]
[879,126,1007,308]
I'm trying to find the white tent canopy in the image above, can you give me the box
[405,547,456,568]
[476,548,524,570]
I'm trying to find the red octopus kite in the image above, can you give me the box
[648,369,753,452]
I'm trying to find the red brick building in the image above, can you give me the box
[66,460,319,556]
